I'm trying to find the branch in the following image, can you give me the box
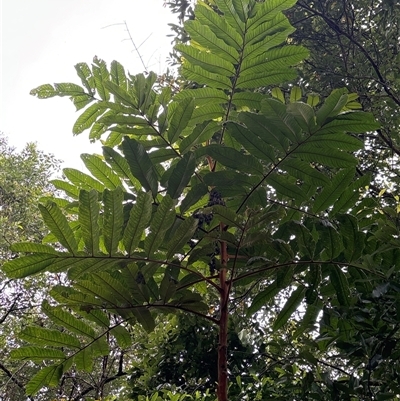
[297,1,400,107]
[0,361,34,400]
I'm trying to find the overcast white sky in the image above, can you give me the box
[0,0,176,169]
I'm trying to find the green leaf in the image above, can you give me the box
[290,86,302,102]
[329,265,350,306]
[316,222,343,260]
[273,285,306,330]
[247,282,279,316]
[11,347,66,361]
[103,187,124,256]
[144,195,176,257]
[102,146,141,190]
[295,144,357,168]
[30,84,58,99]
[26,365,63,395]
[226,122,275,163]
[168,98,195,143]
[166,217,198,260]
[104,81,138,108]
[337,214,365,262]
[185,20,239,64]
[179,120,220,154]
[330,174,371,215]
[280,158,329,186]
[181,63,232,90]
[121,137,159,196]
[111,325,132,348]
[63,168,104,192]
[10,243,60,255]
[67,258,121,280]
[123,191,153,255]
[316,88,348,125]
[132,307,155,333]
[81,153,122,189]
[110,60,127,89]
[73,102,106,134]
[55,82,87,96]
[79,189,100,255]
[2,254,59,278]
[75,346,94,372]
[201,144,264,175]
[166,152,196,199]
[318,112,380,134]
[180,183,209,214]
[266,173,307,202]
[196,2,242,47]
[42,300,96,338]
[75,62,95,92]
[313,168,356,213]
[92,56,110,101]
[50,179,80,198]
[39,202,78,254]
[19,326,81,349]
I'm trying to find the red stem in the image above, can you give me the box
[217,225,229,401]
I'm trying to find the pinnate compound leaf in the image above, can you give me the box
[273,285,306,330]
[26,365,63,396]
[39,202,78,254]
[121,137,159,197]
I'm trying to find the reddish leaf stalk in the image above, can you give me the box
[217,223,229,401]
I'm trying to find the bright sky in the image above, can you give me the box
[0,0,176,170]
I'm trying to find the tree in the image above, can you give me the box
[3,0,391,400]
[0,135,60,400]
